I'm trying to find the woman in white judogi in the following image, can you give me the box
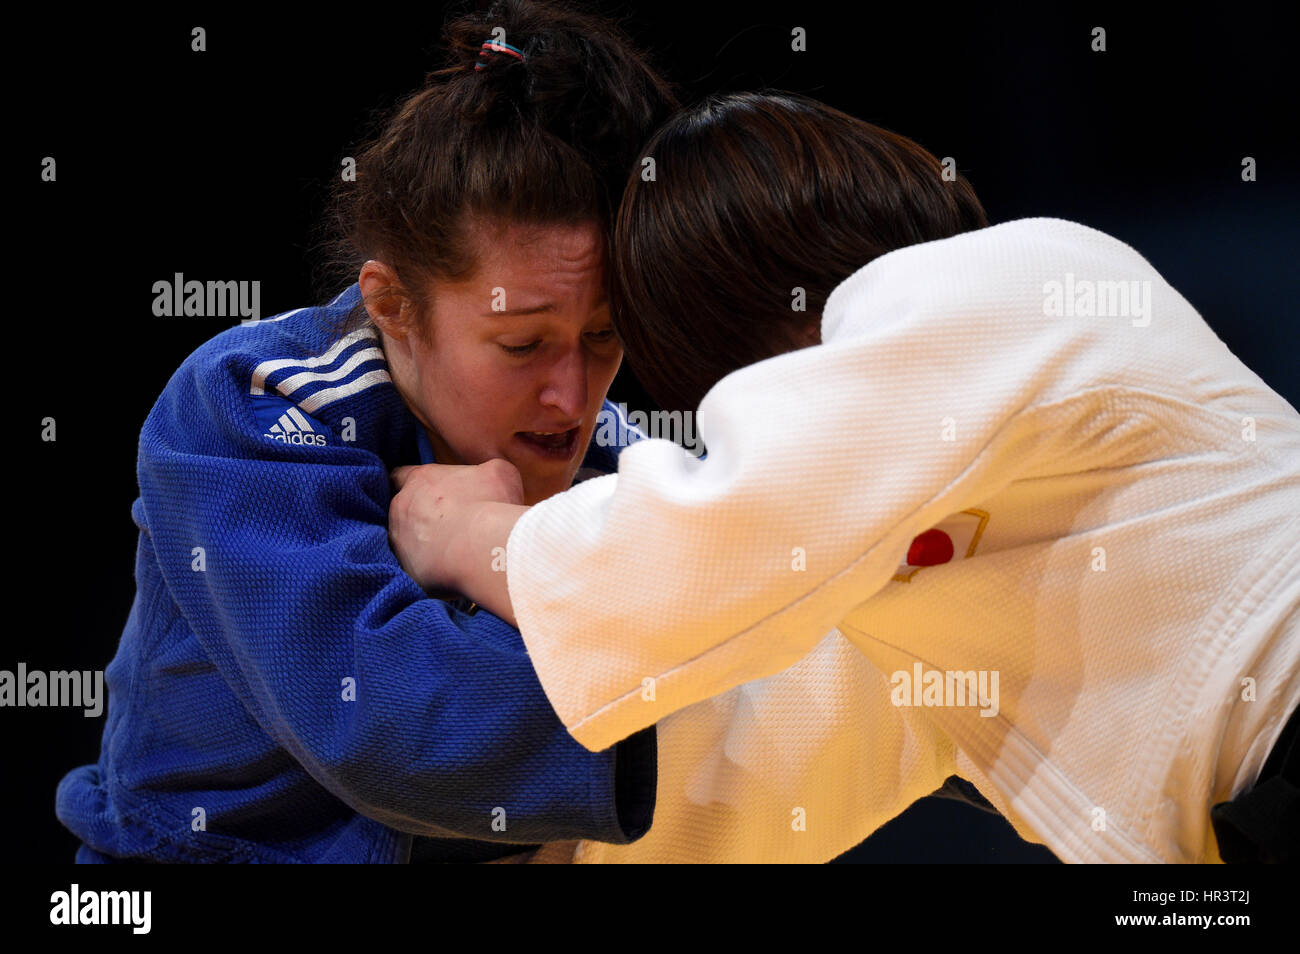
[389,92,1300,864]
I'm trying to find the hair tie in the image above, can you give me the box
[474,40,525,70]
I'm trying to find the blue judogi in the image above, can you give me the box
[56,285,656,863]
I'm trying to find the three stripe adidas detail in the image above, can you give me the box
[251,326,390,446]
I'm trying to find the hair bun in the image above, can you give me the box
[443,2,534,79]
[439,1,620,126]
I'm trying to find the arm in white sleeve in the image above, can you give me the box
[507,218,1197,751]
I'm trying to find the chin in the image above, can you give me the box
[521,472,574,506]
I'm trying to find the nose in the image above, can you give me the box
[537,343,588,420]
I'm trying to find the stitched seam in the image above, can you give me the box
[838,622,1163,862]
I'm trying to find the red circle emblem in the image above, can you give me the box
[906,528,955,566]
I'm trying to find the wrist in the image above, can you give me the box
[448,500,494,594]
[454,501,519,576]
[458,501,527,625]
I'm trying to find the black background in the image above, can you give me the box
[14,2,1297,866]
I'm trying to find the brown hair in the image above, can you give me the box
[317,0,678,340]
[611,90,988,412]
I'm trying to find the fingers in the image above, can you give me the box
[391,462,459,489]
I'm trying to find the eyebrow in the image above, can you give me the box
[481,304,557,317]
[480,299,609,318]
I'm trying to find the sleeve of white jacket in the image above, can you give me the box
[507,218,1179,751]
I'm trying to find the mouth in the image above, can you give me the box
[514,426,581,461]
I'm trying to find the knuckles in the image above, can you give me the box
[480,458,524,503]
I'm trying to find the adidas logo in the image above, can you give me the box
[264,407,327,446]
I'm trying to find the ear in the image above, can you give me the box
[359,261,416,339]
[801,317,823,347]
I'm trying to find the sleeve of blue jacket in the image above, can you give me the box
[136,341,655,845]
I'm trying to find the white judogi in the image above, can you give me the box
[507,218,1300,864]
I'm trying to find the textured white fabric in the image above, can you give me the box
[572,629,959,863]
[508,218,1300,863]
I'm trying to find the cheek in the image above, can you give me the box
[589,351,622,404]
[463,359,547,446]
[414,344,506,449]
[419,347,476,410]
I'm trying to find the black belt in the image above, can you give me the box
[1210,698,1300,863]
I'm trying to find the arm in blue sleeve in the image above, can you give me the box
[137,352,655,845]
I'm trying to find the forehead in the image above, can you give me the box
[464,218,606,297]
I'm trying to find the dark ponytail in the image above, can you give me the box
[317,0,678,338]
